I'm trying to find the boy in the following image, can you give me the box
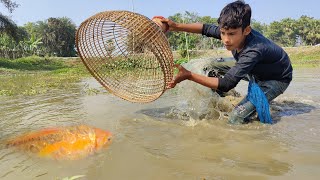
[161,0,293,124]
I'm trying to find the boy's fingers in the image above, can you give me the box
[174,64,181,68]
[152,16,165,20]
[166,82,176,89]
[152,16,167,23]
[161,18,169,23]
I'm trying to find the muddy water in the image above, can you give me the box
[0,68,319,180]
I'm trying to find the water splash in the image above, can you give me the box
[169,57,241,125]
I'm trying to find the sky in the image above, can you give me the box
[1,0,319,26]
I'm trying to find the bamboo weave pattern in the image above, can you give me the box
[76,11,173,102]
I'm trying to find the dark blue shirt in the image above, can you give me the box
[202,24,293,92]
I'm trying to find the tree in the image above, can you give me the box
[296,16,320,46]
[0,13,17,38]
[0,0,19,39]
[264,16,319,47]
[167,11,206,57]
[251,19,266,34]
[0,0,19,13]
[0,0,20,58]
[199,16,222,49]
[34,17,77,57]
[265,18,297,47]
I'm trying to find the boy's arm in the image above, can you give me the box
[168,64,219,90]
[160,18,221,38]
[160,18,204,34]
[171,23,204,34]
[189,72,219,89]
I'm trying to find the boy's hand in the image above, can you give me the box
[167,64,191,89]
[152,16,178,32]
[152,16,169,33]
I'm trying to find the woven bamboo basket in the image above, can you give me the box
[76,11,173,103]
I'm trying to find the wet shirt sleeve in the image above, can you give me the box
[218,50,261,92]
[202,24,221,39]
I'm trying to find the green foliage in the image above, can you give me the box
[0,47,318,97]
[264,16,320,46]
[0,17,77,59]
[0,7,319,61]
[0,13,18,39]
[265,18,297,46]
[0,56,67,70]
[166,12,319,50]
[251,19,267,34]
[167,12,204,51]
[200,16,218,24]
[33,17,77,57]
[0,0,19,13]
[0,0,19,40]
[178,49,188,58]
[295,16,320,46]
[174,57,189,64]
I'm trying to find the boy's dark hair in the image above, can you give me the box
[217,0,251,30]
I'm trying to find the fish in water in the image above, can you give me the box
[6,125,112,160]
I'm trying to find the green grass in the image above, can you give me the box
[0,72,83,96]
[173,46,320,67]
[0,56,90,96]
[0,56,67,71]
[0,46,318,97]
[284,46,320,67]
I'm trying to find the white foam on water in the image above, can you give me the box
[170,58,236,125]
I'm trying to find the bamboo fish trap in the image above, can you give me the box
[76,11,173,103]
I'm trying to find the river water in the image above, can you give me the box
[0,66,319,180]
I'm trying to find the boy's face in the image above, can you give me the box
[220,26,251,51]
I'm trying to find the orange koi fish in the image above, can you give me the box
[6,125,112,160]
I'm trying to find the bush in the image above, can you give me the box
[0,56,67,71]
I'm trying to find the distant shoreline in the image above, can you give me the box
[0,46,319,75]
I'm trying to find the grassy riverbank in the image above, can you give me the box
[173,46,320,67]
[0,46,319,96]
[1,46,318,74]
[284,46,320,67]
[0,56,89,96]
